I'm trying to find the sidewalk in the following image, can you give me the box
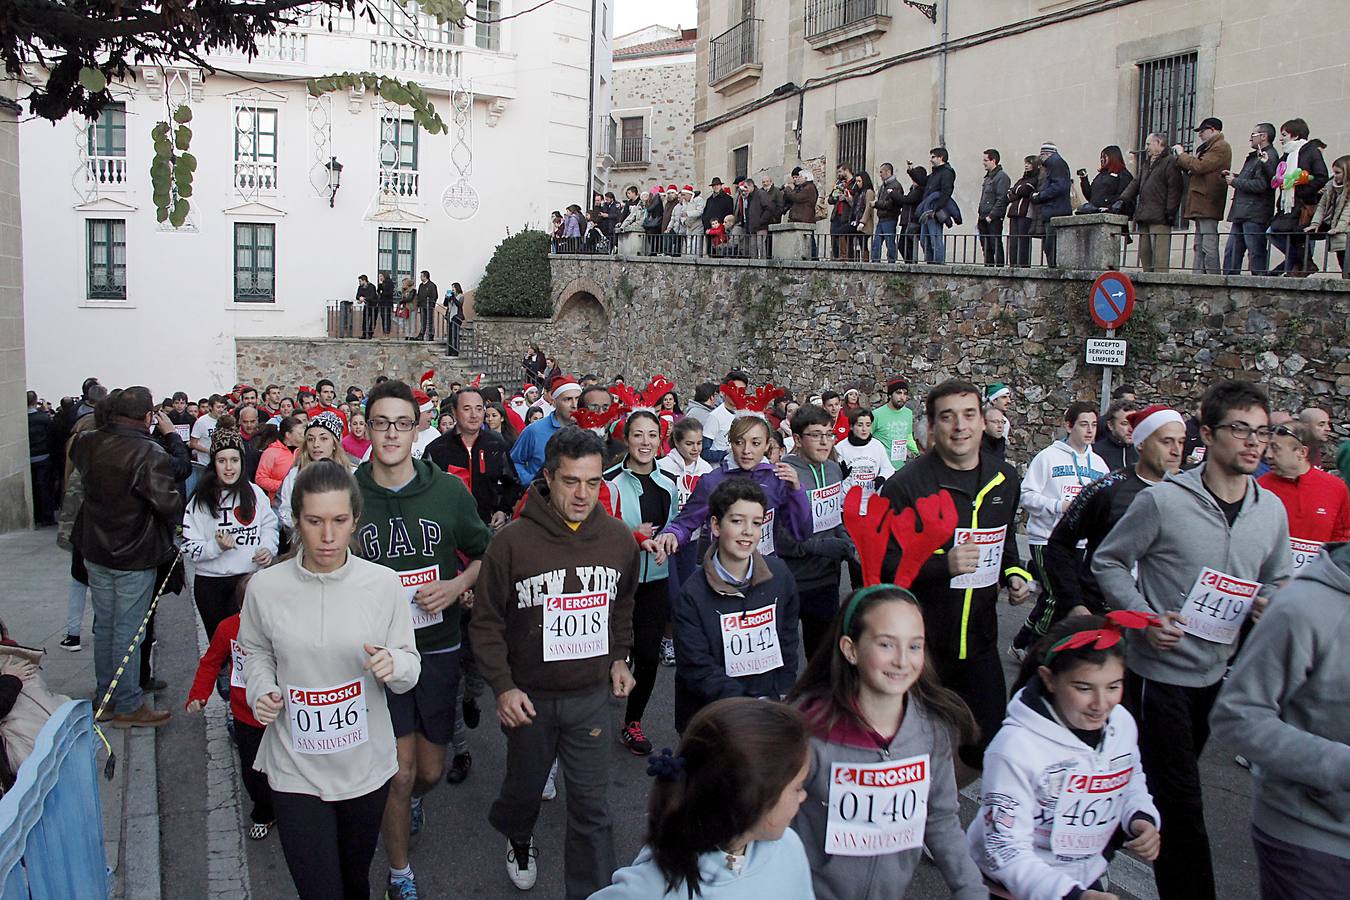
[0,528,160,899]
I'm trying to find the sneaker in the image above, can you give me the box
[659,637,676,667]
[409,796,425,836]
[541,760,558,801]
[463,696,481,730]
[1235,754,1251,770]
[111,705,171,729]
[386,873,419,900]
[620,721,653,756]
[506,838,538,890]
[1006,643,1027,664]
[59,635,82,652]
[446,751,472,785]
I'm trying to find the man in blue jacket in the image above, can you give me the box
[1033,141,1072,266]
[509,375,581,483]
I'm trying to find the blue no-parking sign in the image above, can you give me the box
[1089,271,1135,330]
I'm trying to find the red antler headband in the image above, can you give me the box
[1042,610,1160,664]
[572,405,624,431]
[841,486,958,589]
[721,381,785,415]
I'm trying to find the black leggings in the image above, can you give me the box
[233,721,275,824]
[932,648,1007,770]
[272,780,391,900]
[194,573,244,641]
[625,579,669,724]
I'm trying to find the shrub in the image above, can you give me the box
[473,229,552,317]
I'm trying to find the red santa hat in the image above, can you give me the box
[682,184,694,193]
[413,389,434,414]
[549,374,581,400]
[1127,405,1184,447]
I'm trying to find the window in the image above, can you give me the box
[234,107,278,163]
[836,119,867,180]
[380,117,419,170]
[87,102,126,157]
[1137,53,1198,154]
[476,0,502,50]
[87,219,126,300]
[732,145,750,182]
[619,116,646,163]
[234,223,275,302]
[379,0,463,45]
[378,229,417,287]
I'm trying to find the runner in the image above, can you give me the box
[870,377,921,470]
[256,416,303,505]
[353,379,491,900]
[470,427,638,897]
[409,389,439,460]
[703,370,747,454]
[878,379,1033,769]
[776,404,855,659]
[182,427,278,644]
[1092,380,1291,900]
[656,416,712,614]
[1041,405,1186,617]
[591,699,813,899]
[672,478,800,733]
[509,374,581,483]
[1093,399,1139,470]
[969,612,1161,899]
[789,585,984,898]
[238,461,420,900]
[1257,420,1350,574]
[601,410,678,756]
[834,407,896,509]
[425,387,521,529]
[276,412,349,532]
[984,382,1013,439]
[981,405,1008,460]
[1010,401,1109,659]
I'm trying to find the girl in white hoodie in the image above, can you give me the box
[969,612,1162,900]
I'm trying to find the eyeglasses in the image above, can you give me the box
[1272,424,1303,445]
[583,403,610,413]
[368,417,417,432]
[800,429,834,441]
[1215,422,1273,442]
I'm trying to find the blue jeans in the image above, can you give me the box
[920,218,945,262]
[186,462,205,501]
[86,562,156,714]
[871,218,898,262]
[1224,220,1268,274]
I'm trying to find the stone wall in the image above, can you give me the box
[606,58,696,193]
[234,338,479,396]
[0,83,29,533]
[473,255,1350,453]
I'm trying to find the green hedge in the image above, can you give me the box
[473,229,552,317]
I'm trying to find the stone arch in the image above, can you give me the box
[556,290,608,332]
[553,275,610,321]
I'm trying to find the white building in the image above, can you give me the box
[20,0,613,399]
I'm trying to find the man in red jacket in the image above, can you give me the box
[1259,420,1350,575]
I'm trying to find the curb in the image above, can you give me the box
[121,725,161,900]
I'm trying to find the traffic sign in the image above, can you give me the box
[1089,271,1135,330]
[1086,339,1127,367]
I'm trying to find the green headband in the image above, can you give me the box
[841,584,917,636]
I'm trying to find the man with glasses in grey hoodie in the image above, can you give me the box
[1092,379,1291,900]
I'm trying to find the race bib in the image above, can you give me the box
[174,424,191,442]
[757,508,775,556]
[949,526,1007,589]
[286,679,369,755]
[825,755,931,856]
[399,564,443,630]
[1062,482,1084,505]
[1050,765,1133,859]
[890,439,908,464]
[676,473,700,511]
[543,591,610,661]
[229,639,247,690]
[809,483,843,533]
[719,603,784,677]
[1290,538,1323,574]
[1178,567,1260,644]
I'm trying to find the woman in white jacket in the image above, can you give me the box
[968,612,1162,900]
[276,411,350,533]
[182,427,278,641]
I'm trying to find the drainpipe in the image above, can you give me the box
[936,0,949,146]
[585,0,598,201]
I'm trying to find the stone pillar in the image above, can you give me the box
[0,83,30,533]
[617,231,647,257]
[1049,213,1130,271]
[770,222,816,261]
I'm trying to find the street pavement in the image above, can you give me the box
[0,526,1262,899]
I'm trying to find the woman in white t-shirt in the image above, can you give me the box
[834,408,896,508]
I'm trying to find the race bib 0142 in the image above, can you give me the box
[825,755,931,856]
[719,603,784,677]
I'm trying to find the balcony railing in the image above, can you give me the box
[806,0,890,39]
[85,155,128,189]
[379,167,420,198]
[616,135,651,166]
[255,31,308,62]
[710,18,761,85]
[370,38,461,79]
[234,160,279,193]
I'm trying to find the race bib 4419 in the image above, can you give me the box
[1178,567,1259,644]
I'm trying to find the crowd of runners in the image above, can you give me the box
[43,364,1350,900]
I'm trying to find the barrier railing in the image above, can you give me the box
[325,299,455,343]
[0,700,108,899]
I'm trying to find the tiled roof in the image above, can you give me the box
[614,35,697,60]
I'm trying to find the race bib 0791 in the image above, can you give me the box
[1290,538,1323,574]
[543,591,610,661]
[949,526,1007,590]
[825,755,931,856]
[1178,567,1259,644]
[286,678,369,755]
[399,564,443,630]
[809,483,844,533]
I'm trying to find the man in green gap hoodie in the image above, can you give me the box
[354,379,491,900]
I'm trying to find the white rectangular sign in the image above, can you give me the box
[1086,339,1127,367]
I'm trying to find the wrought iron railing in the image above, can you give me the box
[710,19,761,84]
[806,0,890,39]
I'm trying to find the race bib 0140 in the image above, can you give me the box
[1178,567,1259,644]
[825,755,931,856]
[719,603,784,677]
[949,526,1007,590]
[286,678,369,755]
[543,591,610,662]
[399,564,443,630]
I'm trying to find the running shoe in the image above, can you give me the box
[1006,643,1027,664]
[621,721,653,756]
[59,635,82,652]
[507,838,538,890]
[541,761,558,801]
[387,873,419,900]
[446,751,472,784]
[659,637,676,667]
[410,796,424,836]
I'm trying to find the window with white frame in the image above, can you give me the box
[234,105,279,193]
[378,229,417,287]
[87,219,127,300]
[234,223,275,302]
[476,0,502,50]
[379,0,463,44]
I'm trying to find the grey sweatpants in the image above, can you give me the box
[488,683,614,900]
[1253,825,1350,900]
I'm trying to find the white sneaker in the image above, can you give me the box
[541,760,558,801]
[659,637,676,667]
[507,838,538,890]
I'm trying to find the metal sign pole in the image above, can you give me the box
[1099,326,1115,415]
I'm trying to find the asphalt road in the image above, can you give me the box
[154,571,1262,899]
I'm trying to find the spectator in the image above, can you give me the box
[416,269,439,341]
[620,185,640,225]
[399,276,416,328]
[0,631,68,790]
[1224,122,1280,274]
[782,167,819,224]
[1116,133,1183,272]
[1007,156,1041,266]
[1306,153,1350,278]
[1032,141,1072,266]
[743,178,775,255]
[1173,117,1233,274]
[919,147,956,263]
[70,386,185,728]
[978,148,1011,266]
[849,172,875,261]
[759,174,785,226]
[353,274,376,339]
[376,271,395,338]
[444,281,465,357]
[563,204,584,244]
[871,162,903,263]
[27,391,54,527]
[642,190,665,254]
[827,168,855,259]
[701,177,734,241]
[1076,145,1134,212]
[680,187,706,256]
[1267,117,1329,276]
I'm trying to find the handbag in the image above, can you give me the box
[1297,203,1316,228]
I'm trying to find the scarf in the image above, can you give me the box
[1275,138,1307,214]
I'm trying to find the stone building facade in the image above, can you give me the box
[0,82,28,532]
[693,0,1350,232]
[604,26,697,195]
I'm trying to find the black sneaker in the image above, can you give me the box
[463,697,481,730]
[446,751,472,784]
[59,635,82,652]
[620,721,653,756]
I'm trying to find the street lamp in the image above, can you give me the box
[325,156,343,207]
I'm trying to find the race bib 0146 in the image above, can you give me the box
[399,564,443,630]
[825,755,931,856]
[949,526,1007,590]
[543,591,610,662]
[1178,567,1260,644]
[719,603,784,677]
[286,678,369,755]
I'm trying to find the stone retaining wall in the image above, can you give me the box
[235,338,475,395]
